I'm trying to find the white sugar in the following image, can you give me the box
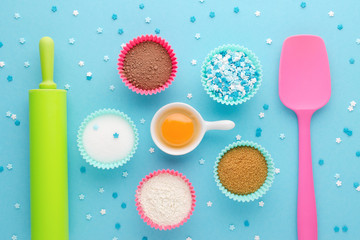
[82,114,135,163]
[138,173,192,226]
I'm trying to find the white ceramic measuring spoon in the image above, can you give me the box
[151,102,235,155]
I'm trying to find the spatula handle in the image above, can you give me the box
[297,110,317,240]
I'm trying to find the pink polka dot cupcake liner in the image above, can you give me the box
[135,169,196,230]
[117,35,178,95]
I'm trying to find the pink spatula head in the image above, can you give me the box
[279,35,331,240]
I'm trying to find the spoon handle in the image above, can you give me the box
[204,120,235,131]
[297,111,317,240]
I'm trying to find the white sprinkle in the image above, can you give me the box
[140,118,146,124]
[14,13,21,19]
[7,164,13,170]
[99,187,105,193]
[97,27,103,34]
[356,186,360,192]
[11,114,17,120]
[78,61,84,67]
[195,33,201,40]
[236,134,242,141]
[254,10,261,17]
[356,39,360,45]
[100,209,106,215]
[19,38,26,44]
[258,201,264,207]
[0,61,5,68]
[229,224,235,231]
[145,17,151,23]
[348,106,354,112]
[206,201,212,207]
[334,173,340,179]
[266,38,272,45]
[86,72,92,77]
[279,133,285,140]
[335,138,342,144]
[64,84,70,90]
[199,159,205,165]
[350,101,356,107]
[328,11,334,17]
[109,85,115,91]
[24,61,30,68]
[104,55,110,62]
[86,213,92,220]
[275,168,280,174]
[11,235,18,240]
[149,147,155,153]
[73,10,79,16]
[79,194,85,200]
[336,180,342,187]
[254,236,260,240]
[259,112,265,118]
[68,38,75,44]
[14,203,20,209]
[6,111,12,117]
[191,59,197,65]
[187,93,193,99]
[122,171,128,177]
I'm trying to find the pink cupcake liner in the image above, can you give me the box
[117,35,178,95]
[135,169,196,230]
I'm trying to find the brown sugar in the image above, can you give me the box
[122,41,173,90]
[217,146,268,195]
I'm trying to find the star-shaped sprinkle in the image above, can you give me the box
[207,201,212,207]
[300,2,306,8]
[140,118,146,124]
[199,159,205,165]
[121,43,126,48]
[145,17,151,23]
[187,93,193,99]
[64,84,70,90]
[14,13,21,19]
[14,203,20,209]
[356,39,360,45]
[279,133,286,140]
[99,187,105,193]
[328,11,334,17]
[97,27,103,34]
[195,33,201,40]
[334,173,340,179]
[139,3,145,9]
[112,14,118,20]
[11,114,17,120]
[11,235,17,240]
[73,10,79,16]
[199,0,204,2]
[234,7,239,13]
[254,10,261,17]
[209,11,215,18]
[258,201,264,207]
[154,28,160,34]
[68,38,75,45]
[356,186,360,192]
[266,38,272,45]
[350,101,356,107]
[118,29,124,35]
[336,138,342,144]
[190,16,196,23]
[275,168,280,174]
[149,147,155,153]
[0,61,5,68]
[337,24,343,30]
[100,209,106,215]
[24,61,30,68]
[186,237,192,240]
[109,85,115,91]
[78,61,84,67]
[122,171,128,178]
[104,55,110,62]
[259,112,265,118]
[191,59,197,65]
[6,111,12,117]
[51,6,57,12]
[79,194,85,200]
[112,237,118,240]
[236,135,241,141]
[86,72,92,80]
[86,214,92,220]
[336,180,342,187]
[19,38,26,44]
[7,164,13,170]
[348,106,354,112]
[254,236,260,240]
[229,224,235,231]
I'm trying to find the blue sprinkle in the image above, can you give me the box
[256,128,262,137]
[121,202,127,209]
[342,225,348,232]
[244,220,249,227]
[0,166,3,173]
[334,226,340,233]
[51,6,57,12]
[80,166,86,173]
[263,104,269,110]
[86,76,92,80]
[337,24,343,30]
[112,192,118,199]
[354,182,359,188]
[154,28,160,34]
[356,151,360,157]
[15,120,20,126]
[7,75,13,82]
[300,2,306,8]
[139,3,144,9]
[0,42,3,48]
[142,237,148,240]
[113,133,119,138]
[318,159,324,166]
[209,11,215,18]
[343,128,352,136]
[234,7,239,13]
[349,58,355,64]
[115,223,121,230]
[93,125,99,130]
[118,28,124,35]
[190,16,196,23]
[112,14,118,20]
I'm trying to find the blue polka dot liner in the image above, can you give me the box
[201,45,262,105]
[77,109,139,169]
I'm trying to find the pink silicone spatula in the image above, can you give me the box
[279,35,331,240]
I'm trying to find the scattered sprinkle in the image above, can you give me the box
[266,38,272,45]
[356,151,360,157]
[73,10,79,16]
[335,137,342,143]
[254,236,260,240]
[259,112,265,118]
[24,61,30,68]
[336,180,342,187]
[122,171,128,177]
[0,166,3,172]
[190,16,196,23]
[64,84,70,90]
[0,61,5,68]
[199,159,205,165]
[318,159,324,166]
[350,101,356,107]
[236,134,242,141]
[300,2,306,8]
[254,10,261,17]
[145,17,151,23]
[112,192,118,199]
[244,220,250,227]
[155,28,160,34]
[11,114,17,120]
[14,13,21,19]
[234,7,239,13]
[121,202,127,209]
[7,75,13,82]
[140,118,146,124]
[342,225,348,232]
[229,224,235,231]
[348,106,354,112]
[97,27,103,34]
[187,93,193,99]
[337,24,343,30]
[109,85,115,91]
[259,201,264,207]
[78,61,84,67]
[112,14,118,20]
[118,28,124,35]
[349,58,355,64]
[15,120,20,126]
[343,128,352,136]
[11,235,17,240]
[6,111,12,117]
[104,55,110,62]
[328,11,334,17]
[256,128,262,137]
[209,11,215,18]
[206,201,212,207]
[7,164,13,170]
[334,173,340,179]
[279,133,285,140]
[149,147,155,153]
[356,39,360,45]
[86,72,92,80]
[99,187,105,193]
[263,104,269,110]
[100,209,106,215]
[80,166,86,173]
[113,132,119,138]
[195,33,201,40]
[51,6,57,12]
[353,182,359,188]
[14,203,20,209]
[0,42,3,48]
[334,226,340,232]
[86,214,92,220]
[79,194,85,200]
[275,168,280,174]
[115,223,121,230]
[68,38,75,45]
[139,3,144,9]
[191,59,197,65]
[19,38,26,44]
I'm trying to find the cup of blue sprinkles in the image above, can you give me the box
[201,45,262,105]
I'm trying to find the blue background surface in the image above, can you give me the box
[1,0,360,239]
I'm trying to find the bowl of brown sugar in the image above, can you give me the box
[214,141,275,202]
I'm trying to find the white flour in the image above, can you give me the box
[138,173,192,226]
[82,114,135,163]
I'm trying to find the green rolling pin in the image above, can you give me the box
[29,37,69,240]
